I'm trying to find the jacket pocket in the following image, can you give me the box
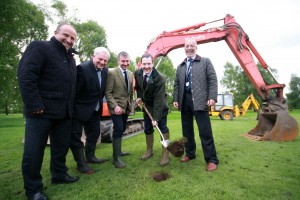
[40,91,63,99]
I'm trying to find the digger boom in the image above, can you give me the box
[239,94,260,116]
[142,14,298,141]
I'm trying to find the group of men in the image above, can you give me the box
[18,23,219,200]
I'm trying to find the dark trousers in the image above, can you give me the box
[181,92,219,164]
[71,111,101,150]
[22,117,72,197]
[111,114,128,139]
[143,111,169,135]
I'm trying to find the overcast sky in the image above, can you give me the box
[35,0,300,93]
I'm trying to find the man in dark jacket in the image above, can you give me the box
[70,47,110,174]
[135,53,170,166]
[18,23,79,200]
[173,38,219,171]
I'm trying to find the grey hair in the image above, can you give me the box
[117,51,130,60]
[94,47,110,59]
[184,38,197,46]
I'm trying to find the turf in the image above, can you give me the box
[0,111,299,200]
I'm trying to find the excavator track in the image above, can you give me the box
[44,118,144,145]
[100,118,145,143]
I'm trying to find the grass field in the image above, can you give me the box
[0,111,299,200]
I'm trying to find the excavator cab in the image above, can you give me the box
[210,94,235,120]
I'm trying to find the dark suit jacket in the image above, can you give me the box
[73,59,108,121]
[18,37,77,119]
[134,68,168,121]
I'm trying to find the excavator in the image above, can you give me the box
[239,94,260,116]
[98,98,144,143]
[209,93,260,120]
[140,14,299,141]
[210,93,235,120]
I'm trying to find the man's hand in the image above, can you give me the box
[135,98,142,108]
[152,120,157,127]
[207,99,215,106]
[114,105,123,115]
[173,102,179,109]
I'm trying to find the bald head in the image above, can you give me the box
[54,23,77,50]
[184,38,197,58]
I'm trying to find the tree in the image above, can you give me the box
[155,56,176,110]
[0,0,48,114]
[39,1,108,63]
[72,21,108,62]
[220,62,278,106]
[50,0,68,20]
[107,52,118,69]
[286,74,300,109]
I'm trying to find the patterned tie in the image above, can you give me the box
[186,58,193,91]
[143,75,148,90]
[123,70,128,89]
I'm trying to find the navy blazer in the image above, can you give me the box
[18,37,77,119]
[73,59,108,121]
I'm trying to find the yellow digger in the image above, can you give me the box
[210,93,260,120]
[238,94,260,116]
[210,93,235,120]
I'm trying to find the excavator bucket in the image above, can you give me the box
[246,111,299,141]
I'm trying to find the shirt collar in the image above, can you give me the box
[186,56,196,62]
[119,66,127,72]
[143,70,152,78]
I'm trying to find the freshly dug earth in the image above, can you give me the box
[151,171,171,182]
[166,137,187,157]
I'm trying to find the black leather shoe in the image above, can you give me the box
[52,174,80,184]
[28,192,49,200]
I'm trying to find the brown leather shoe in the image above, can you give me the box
[180,156,194,163]
[206,163,217,171]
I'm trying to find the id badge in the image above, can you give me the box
[186,82,189,86]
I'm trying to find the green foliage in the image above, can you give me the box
[1,0,48,50]
[107,52,118,68]
[0,0,110,114]
[36,0,77,24]
[1,111,300,199]
[72,20,108,62]
[155,56,176,110]
[51,0,68,19]
[0,0,48,114]
[286,74,300,109]
[220,62,278,106]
